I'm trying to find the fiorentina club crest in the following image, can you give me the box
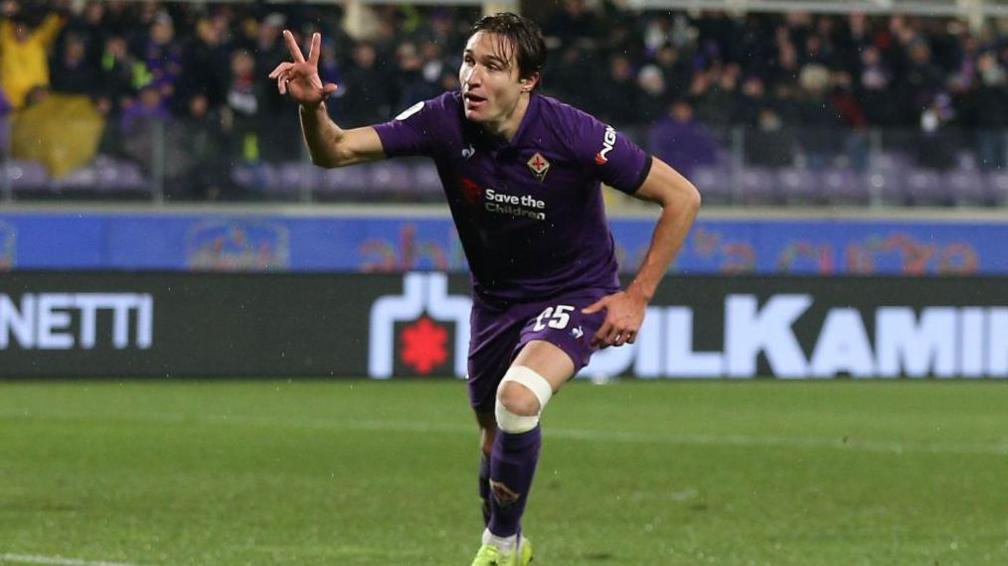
[526,152,550,182]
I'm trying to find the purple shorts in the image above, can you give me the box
[467,288,613,413]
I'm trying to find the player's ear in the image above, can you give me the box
[520,72,540,93]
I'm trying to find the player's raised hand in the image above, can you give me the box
[582,290,647,348]
[268,30,338,107]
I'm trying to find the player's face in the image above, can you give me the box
[460,31,526,125]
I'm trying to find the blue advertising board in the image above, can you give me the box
[0,210,1005,275]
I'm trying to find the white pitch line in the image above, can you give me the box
[4,409,1008,457]
[0,554,143,566]
[342,418,1008,456]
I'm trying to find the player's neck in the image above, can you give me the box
[482,93,530,142]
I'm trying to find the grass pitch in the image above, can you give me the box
[1,379,1006,565]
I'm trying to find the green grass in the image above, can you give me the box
[1,380,1007,565]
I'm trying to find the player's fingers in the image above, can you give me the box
[594,323,616,347]
[277,77,287,95]
[582,298,607,314]
[625,330,637,344]
[591,321,612,348]
[268,62,290,79]
[604,324,622,346]
[283,30,306,63]
[323,83,338,97]
[308,32,321,65]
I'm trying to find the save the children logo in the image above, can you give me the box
[368,272,471,378]
[460,177,547,221]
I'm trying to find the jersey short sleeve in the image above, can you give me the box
[569,112,652,194]
[373,94,452,158]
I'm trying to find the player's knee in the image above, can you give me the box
[494,366,553,434]
[498,381,540,416]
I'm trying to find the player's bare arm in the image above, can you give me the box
[584,157,701,348]
[268,30,385,167]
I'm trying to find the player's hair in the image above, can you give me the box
[469,12,547,90]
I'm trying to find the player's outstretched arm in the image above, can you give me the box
[584,158,701,347]
[268,30,385,168]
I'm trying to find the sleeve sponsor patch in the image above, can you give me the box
[395,101,425,121]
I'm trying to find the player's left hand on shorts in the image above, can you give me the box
[582,290,647,348]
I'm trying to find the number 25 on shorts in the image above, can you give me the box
[533,305,574,331]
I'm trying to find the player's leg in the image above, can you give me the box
[475,409,496,526]
[477,292,608,565]
[466,299,526,533]
[485,340,573,547]
[472,292,608,565]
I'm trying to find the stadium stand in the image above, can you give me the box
[3,0,1008,206]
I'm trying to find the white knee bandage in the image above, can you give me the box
[495,366,554,434]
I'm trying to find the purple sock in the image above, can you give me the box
[487,425,542,537]
[479,453,491,526]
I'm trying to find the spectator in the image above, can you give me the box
[796,64,843,168]
[693,64,740,128]
[0,5,66,109]
[120,84,170,171]
[636,65,669,124]
[900,39,945,126]
[652,43,693,96]
[917,92,957,169]
[140,11,183,99]
[178,17,230,109]
[543,0,598,48]
[857,45,896,126]
[746,107,795,167]
[542,45,598,111]
[961,52,1008,170]
[830,71,870,170]
[734,75,766,126]
[415,10,464,55]
[597,54,639,125]
[336,41,393,126]
[223,49,262,164]
[166,94,227,199]
[770,32,801,85]
[50,32,98,96]
[61,1,108,69]
[252,13,290,120]
[96,35,135,117]
[648,99,719,177]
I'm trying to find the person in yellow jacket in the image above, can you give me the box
[0,10,66,109]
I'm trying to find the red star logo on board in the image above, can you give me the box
[526,152,550,182]
[400,317,449,374]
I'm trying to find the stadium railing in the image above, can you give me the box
[3,113,1006,208]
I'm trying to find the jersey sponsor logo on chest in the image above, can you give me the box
[526,152,550,182]
[459,177,547,221]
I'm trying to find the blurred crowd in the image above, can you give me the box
[3,0,1008,199]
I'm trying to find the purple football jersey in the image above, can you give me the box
[374,92,652,303]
